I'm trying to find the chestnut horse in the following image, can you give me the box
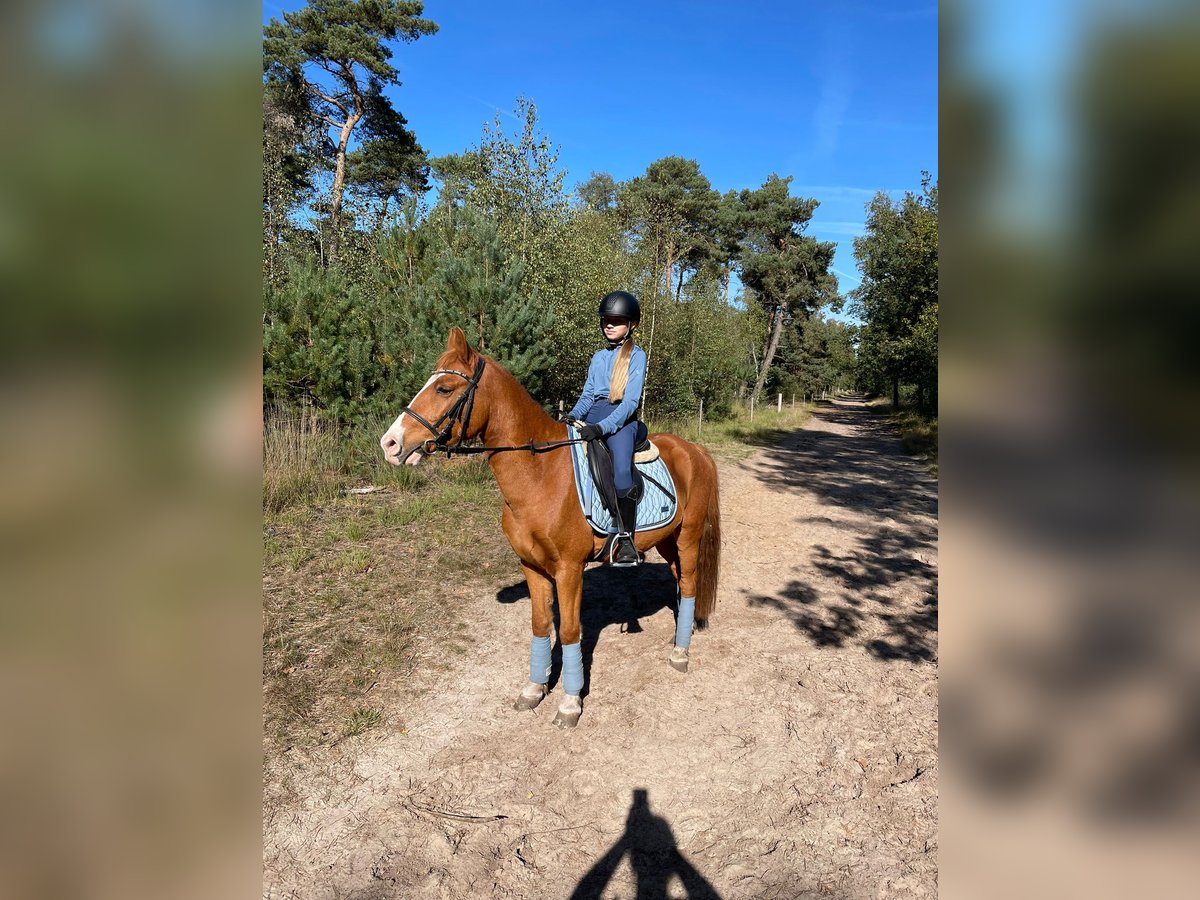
[380,328,720,727]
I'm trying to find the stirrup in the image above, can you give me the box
[609,533,639,567]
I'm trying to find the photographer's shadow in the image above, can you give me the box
[571,788,721,899]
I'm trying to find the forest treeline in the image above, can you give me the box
[262,1,937,424]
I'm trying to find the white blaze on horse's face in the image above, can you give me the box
[379,371,445,467]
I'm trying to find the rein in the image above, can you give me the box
[439,437,584,458]
[402,357,586,459]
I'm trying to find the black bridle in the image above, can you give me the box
[400,356,585,459]
[399,357,487,457]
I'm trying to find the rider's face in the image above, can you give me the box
[602,317,630,340]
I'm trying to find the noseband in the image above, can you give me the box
[400,357,486,457]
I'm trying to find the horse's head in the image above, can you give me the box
[380,328,488,466]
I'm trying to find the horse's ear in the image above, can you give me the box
[447,327,476,362]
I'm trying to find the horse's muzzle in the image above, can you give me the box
[391,443,424,467]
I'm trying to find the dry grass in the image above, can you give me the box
[891,410,938,475]
[263,410,346,514]
[860,399,938,475]
[263,445,517,778]
[263,407,425,514]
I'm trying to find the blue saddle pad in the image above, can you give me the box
[568,425,678,535]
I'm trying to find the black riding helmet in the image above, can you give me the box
[598,291,641,331]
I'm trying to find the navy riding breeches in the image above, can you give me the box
[583,400,638,496]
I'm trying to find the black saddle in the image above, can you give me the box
[582,421,648,518]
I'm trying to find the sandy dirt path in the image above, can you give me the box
[264,397,938,899]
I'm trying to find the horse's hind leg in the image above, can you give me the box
[657,535,682,584]
[654,533,691,672]
[668,521,703,673]
[513,563,553,711]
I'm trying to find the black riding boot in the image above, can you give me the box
[612,494,639,566]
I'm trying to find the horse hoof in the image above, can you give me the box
[551,695,582,728]
[669,647,689,673]
[513,682,547,711]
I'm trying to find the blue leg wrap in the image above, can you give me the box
[561,642,584,696]
[530,635,552,684]
[675,596,697,649]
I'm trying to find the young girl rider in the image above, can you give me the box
[566,291,646,566]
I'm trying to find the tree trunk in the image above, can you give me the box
[641,290,658,410]
[374,194,390,233]
[675,264,685,301]
[753,303,785,399]
[652,242,663,302]
[406,225,417,289]
[892,376,900,409]
[663,238,676,301]
[690,325,697,380]
[327,112,360,262]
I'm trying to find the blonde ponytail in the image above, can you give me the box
[608,338,634,402]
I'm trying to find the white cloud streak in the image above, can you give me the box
[810,221,866,236]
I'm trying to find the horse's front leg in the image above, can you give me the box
[550,564,585,728]
[513,562,554,711]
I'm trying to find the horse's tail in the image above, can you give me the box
[694,452,721,628]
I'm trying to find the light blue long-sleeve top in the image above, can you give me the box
[567,342,647,435]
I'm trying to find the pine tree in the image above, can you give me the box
[619,156,720,302]
[263,0,438,260]
[263,262,379,419]
[410,209,556,396]
[344,83,431,228]
[737,174,838,399]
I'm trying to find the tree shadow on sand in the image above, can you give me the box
[747,577,937,663]
[745,517,937,663]
[746,401,937,530]
[744,528,938,662]
[497,561,681,696]
[571,788,721,900]
[742,400,938,663]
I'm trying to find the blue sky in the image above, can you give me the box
[263,0,938,309]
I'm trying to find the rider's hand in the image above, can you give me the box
[577,423,603,441]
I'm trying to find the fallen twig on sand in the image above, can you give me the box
[404,799,508,823]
